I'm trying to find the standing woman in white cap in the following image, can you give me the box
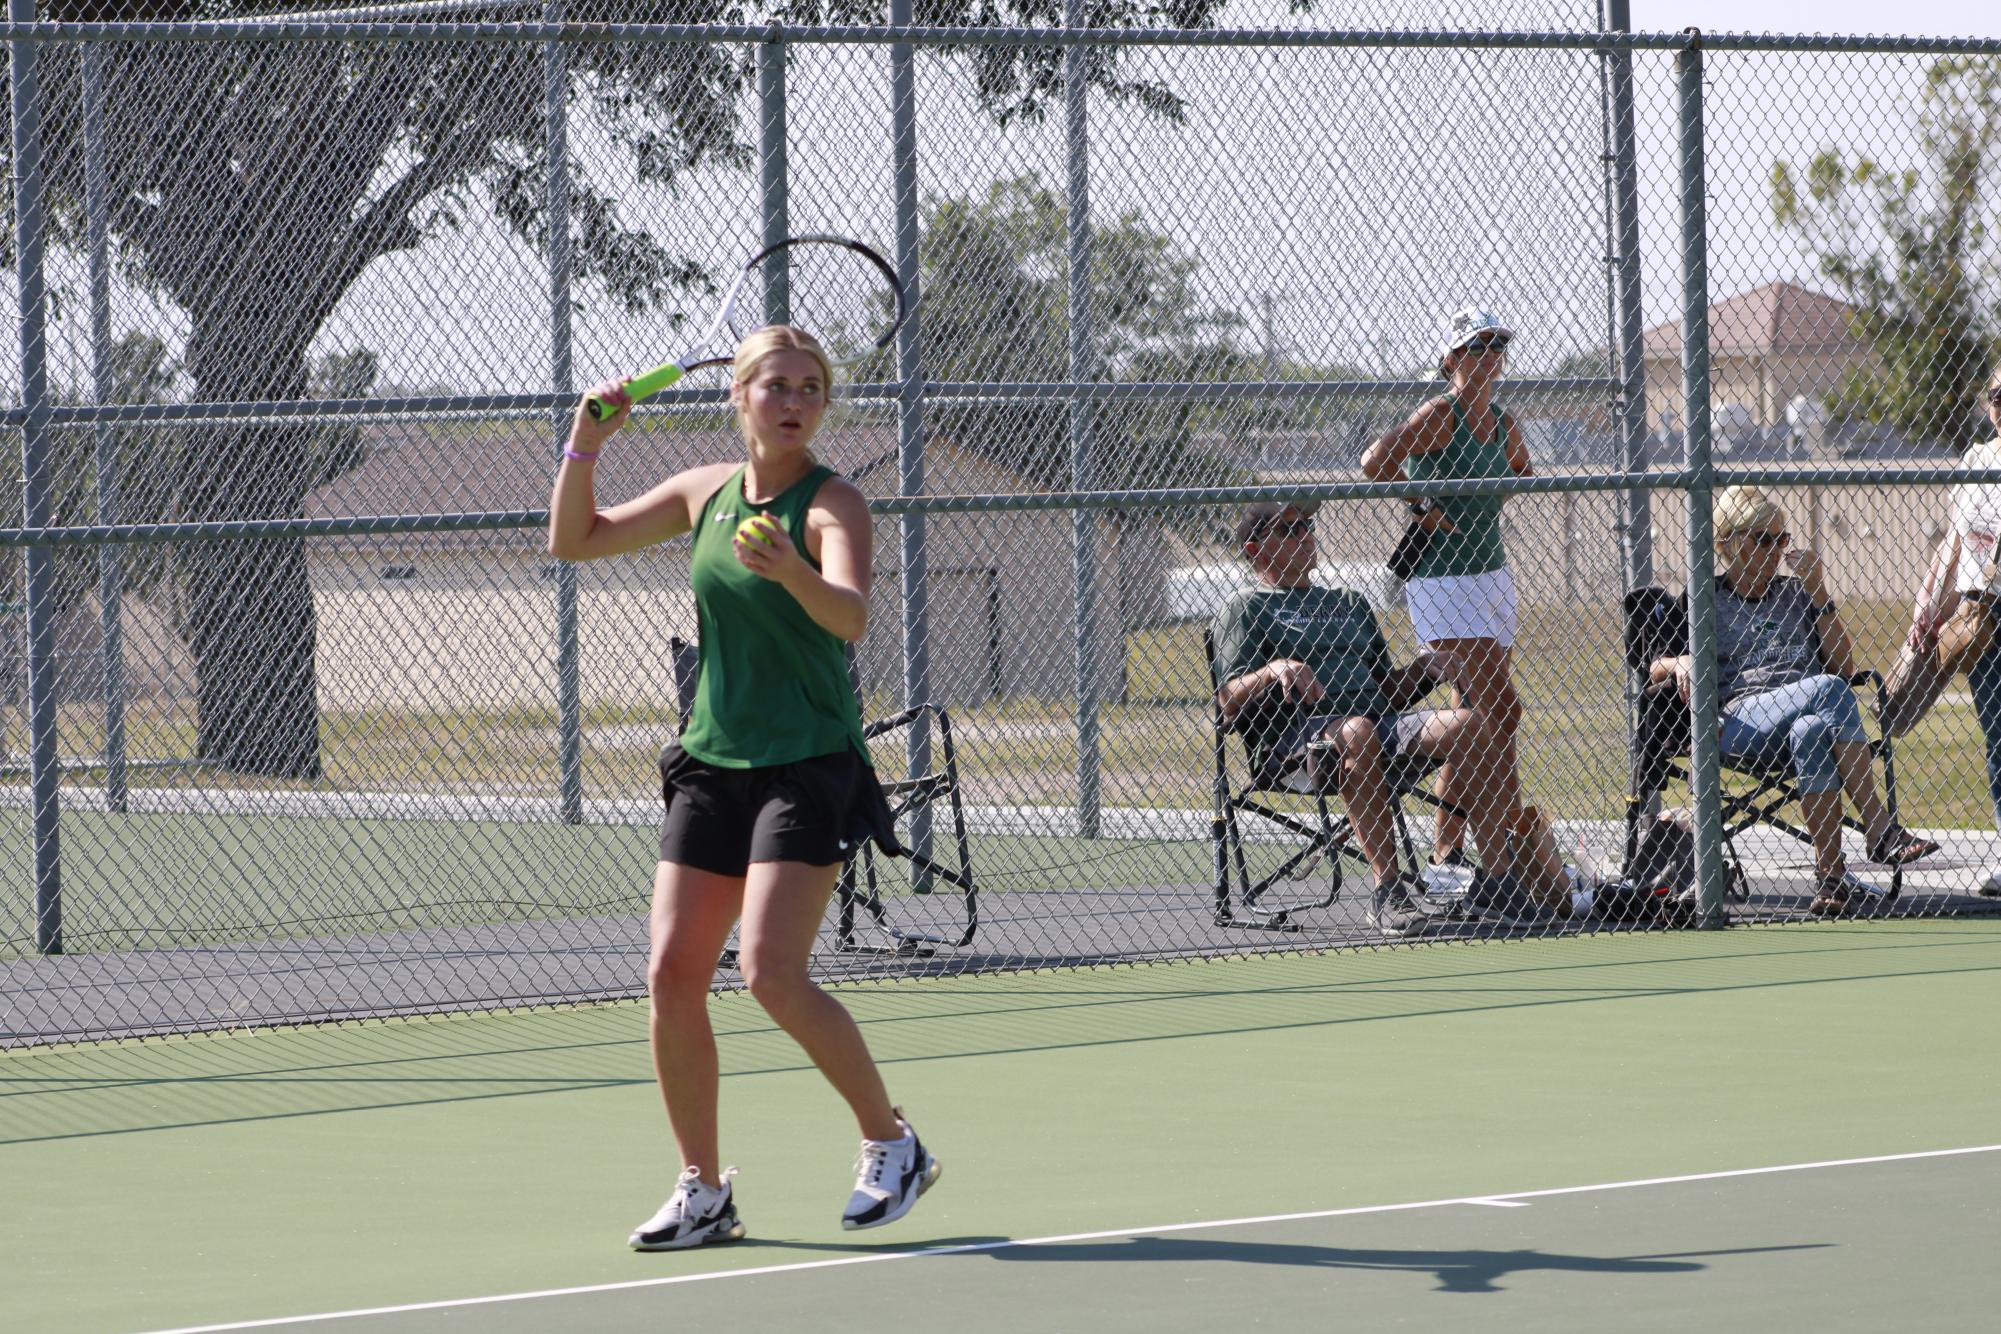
[1362,310,1530,867]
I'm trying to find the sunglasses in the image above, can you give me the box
[1254,517,1314,540]
[1460,338,1509,355]
[1744,530,1790,548]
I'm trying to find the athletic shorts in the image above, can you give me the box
[1405,565,1518,648]
[1258,709,1438,791]
[658,742,897,876]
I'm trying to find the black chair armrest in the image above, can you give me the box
[862,701,949,740]
[1846,670,1896,747]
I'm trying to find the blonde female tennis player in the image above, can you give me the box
[550,325,940,1250]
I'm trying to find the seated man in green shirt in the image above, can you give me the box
[1211,500,1532,934]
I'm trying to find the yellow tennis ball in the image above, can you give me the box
[736,512,782,548]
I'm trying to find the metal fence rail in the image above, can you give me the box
[7,5,2001,1044]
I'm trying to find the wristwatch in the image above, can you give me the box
[1408,498,1436,517]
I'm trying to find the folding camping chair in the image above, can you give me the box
[669,637,977,957]
[1204,627,1465,931]
[1620,586,1905,908]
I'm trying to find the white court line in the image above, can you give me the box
[135,1142,2001,1334]
[1465,1198,1532,1208]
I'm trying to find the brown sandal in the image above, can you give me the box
[1808,876,1854,917]
[1867,825,1939,867]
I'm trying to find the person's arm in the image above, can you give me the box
[1216,660,1324,727]
[1503,410,1533,477]
[1364,606,1437,710]
[1790,552,1859,679]
[1909,533,1962,647]
[1212,601,1321,725]
[1649,653,1694,704]
[1360,399,1459,531]
[548,382,723,562]
[734,476,873,642]
[1817,612,1861,682]
[1380,654,1446,711]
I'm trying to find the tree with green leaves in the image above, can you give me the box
[895,174,1250,491]
[1771,55,2001,450]
[6,1,1224,777]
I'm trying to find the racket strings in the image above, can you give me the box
[752,241,903,369]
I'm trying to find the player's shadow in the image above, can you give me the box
[741,1235,1830,1294]
[974,1236,1831,1293]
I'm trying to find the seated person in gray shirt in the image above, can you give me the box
[1647,485,1938,916]
[1212,500,1530,934]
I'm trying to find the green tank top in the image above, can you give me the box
[678,463,867,768]
[1404,396,1511,579]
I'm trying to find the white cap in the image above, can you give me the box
[1437,308,1514,371]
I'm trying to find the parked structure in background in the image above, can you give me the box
[1643,282,1875,436]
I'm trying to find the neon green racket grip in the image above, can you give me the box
[586,362,685,420]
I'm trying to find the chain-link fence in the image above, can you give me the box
[5,6,2001,1045]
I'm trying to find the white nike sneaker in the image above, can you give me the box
[841,1110,941,1231]
[629,1166,744,1251]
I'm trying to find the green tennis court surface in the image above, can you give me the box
[6,922,2000,1332]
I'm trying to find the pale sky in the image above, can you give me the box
[1631,1,1997,38]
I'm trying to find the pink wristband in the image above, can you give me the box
[563,447,599,462]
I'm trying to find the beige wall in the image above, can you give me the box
[69,486,1954,720]
[1643,346,1883,434]
[303,507,1155,712]
[854,509,1147,704]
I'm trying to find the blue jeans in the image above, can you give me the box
[1971,643,2001,831]
[1719,674,1867,793]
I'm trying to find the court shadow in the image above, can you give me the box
[717,1234,1828,1294]
[976,1235,1829,1294]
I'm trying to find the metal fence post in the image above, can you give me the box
[889,0,935,872]
[83,41,128,815]
[759,32,789,325]
[1066,2,1101,840]
[1676,30,1725,927]
[1604,0,1654,825]
[1604,2,1652,589]
[11,0,61,952]
[545,0,583,824]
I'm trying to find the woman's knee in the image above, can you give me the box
[1806,674,1866,739]
[740,952,817,1014]
[648,947,715,1004]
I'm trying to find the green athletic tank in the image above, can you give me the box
[678,463,866,768]
[1404,396,1512,579]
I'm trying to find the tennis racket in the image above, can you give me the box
[586,233,907,420]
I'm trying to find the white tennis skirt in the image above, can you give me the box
[1405,565,1518,647]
